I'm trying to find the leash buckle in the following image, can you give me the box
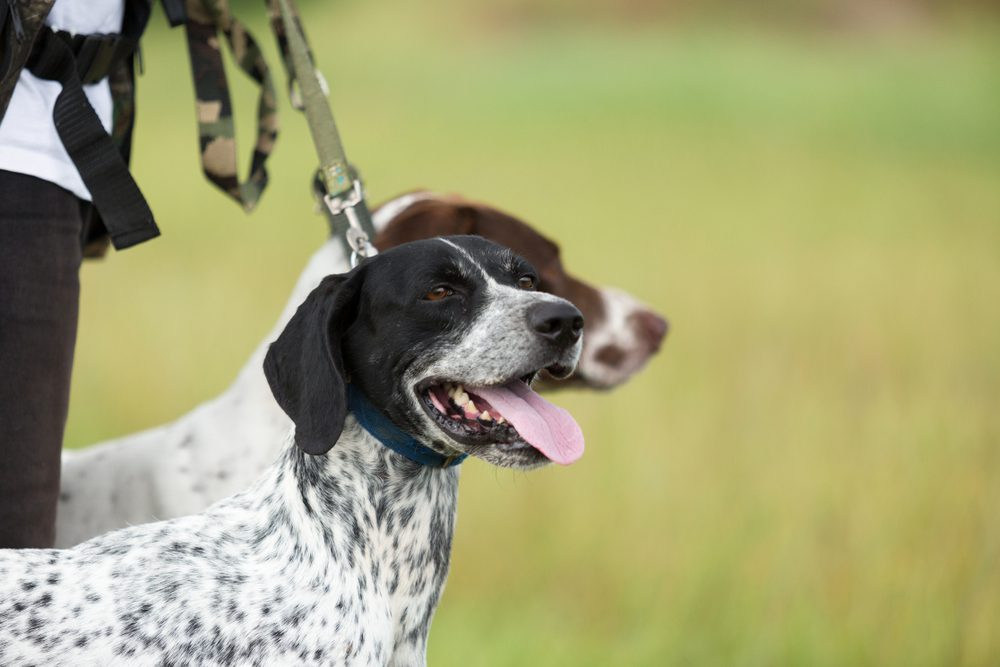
[323,179,375,267]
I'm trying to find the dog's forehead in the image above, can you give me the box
[373,236,528,283]
[433,235,526,280]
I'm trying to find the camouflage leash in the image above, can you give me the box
[183,0,277,212]
[179,0,376,259]
[272,0,376,265]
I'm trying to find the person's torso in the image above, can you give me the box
[0,0,125,201]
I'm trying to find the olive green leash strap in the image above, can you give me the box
[271,0,376,263]
[263,0,326,114]
[183,0,278,212]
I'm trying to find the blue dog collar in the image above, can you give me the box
[346,384,467,468]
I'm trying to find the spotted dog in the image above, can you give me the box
[0,237,585,665]
[55,192,665,548]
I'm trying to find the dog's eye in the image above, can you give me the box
[517,275,536,291]
[424,286,454,301]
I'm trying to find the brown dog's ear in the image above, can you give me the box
[264,269,365,455]
[374,200,479,250]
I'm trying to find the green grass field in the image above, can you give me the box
[64,2,1000,664]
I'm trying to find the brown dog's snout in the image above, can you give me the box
[630,310,669,353]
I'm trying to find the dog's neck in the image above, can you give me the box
[347,383,468,468]
[251,419,459,658]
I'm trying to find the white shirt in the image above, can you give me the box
[0,0,126,201]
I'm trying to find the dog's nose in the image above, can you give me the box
[528,301,584,347]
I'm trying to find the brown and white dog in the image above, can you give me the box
[54,192,666,547]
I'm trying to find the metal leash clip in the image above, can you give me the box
[323,179,376,267]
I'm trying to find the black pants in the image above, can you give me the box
[0,170,84,548]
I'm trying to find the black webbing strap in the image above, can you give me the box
[26,29,159,251]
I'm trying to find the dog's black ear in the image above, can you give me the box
[264,270,364,455]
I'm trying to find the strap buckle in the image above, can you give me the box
[323,179,375,267]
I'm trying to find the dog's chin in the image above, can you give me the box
[466,442,550,470]
[412,371,564,470]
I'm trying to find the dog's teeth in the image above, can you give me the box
[480,411,492,422]
[448,386,468,408]
[497,416,506,424]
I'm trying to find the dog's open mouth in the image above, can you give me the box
[418,376,585,465]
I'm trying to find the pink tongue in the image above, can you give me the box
[470,381,585,465]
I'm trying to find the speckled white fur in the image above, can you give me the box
[4,422,459,666]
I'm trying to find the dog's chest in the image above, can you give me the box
[285,437,460,659]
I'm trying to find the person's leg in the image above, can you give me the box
[0,170,84,548]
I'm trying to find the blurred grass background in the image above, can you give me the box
[63,0,999,664]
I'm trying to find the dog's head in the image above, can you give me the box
[374,194,667,389]
[264,237,585,469]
